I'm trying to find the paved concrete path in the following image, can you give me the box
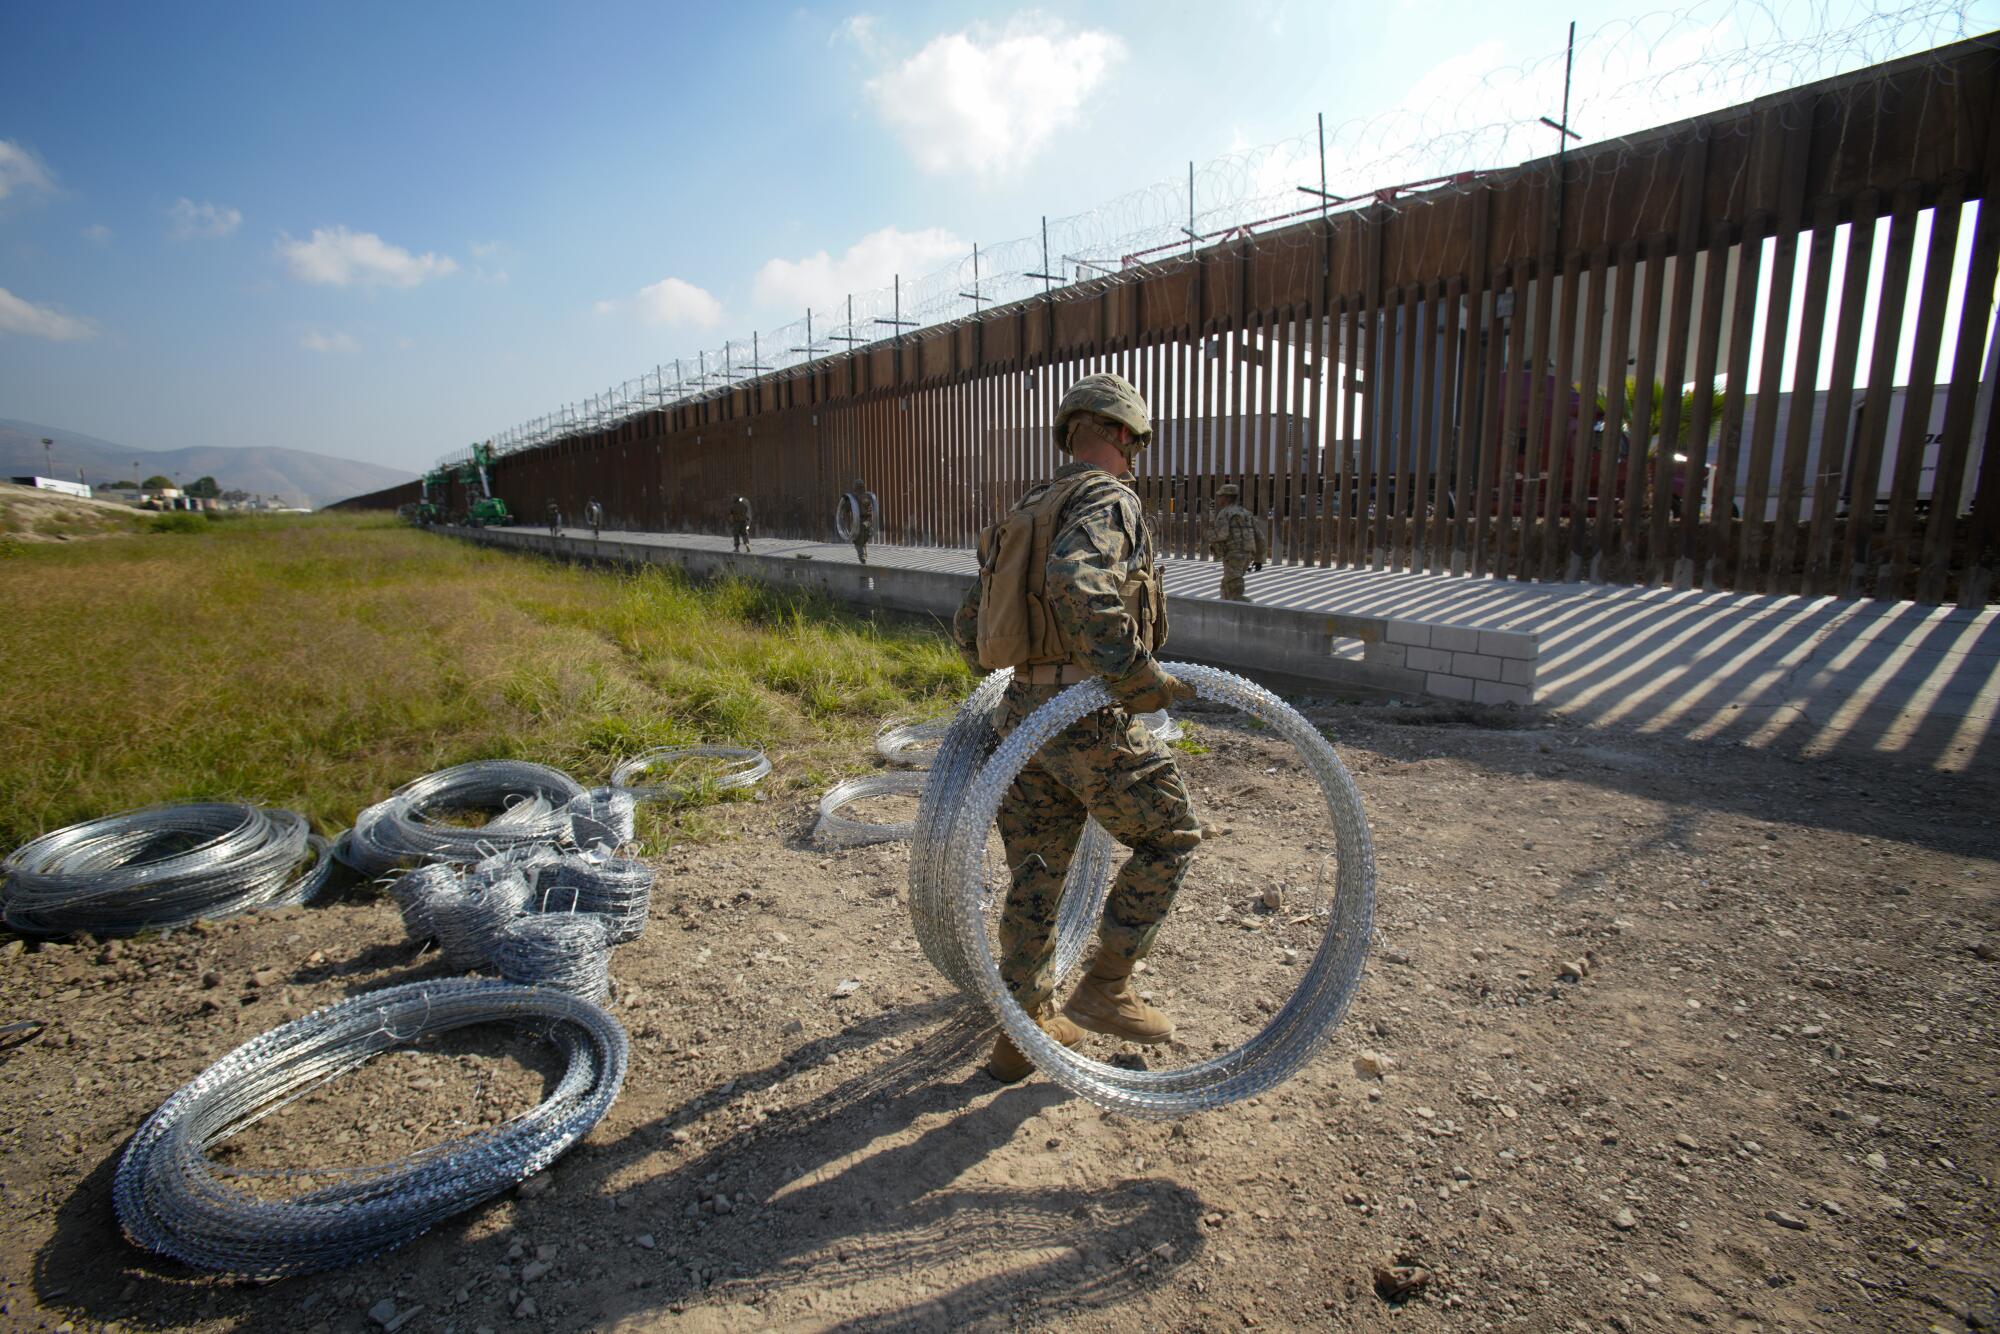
[531,526,2000,774]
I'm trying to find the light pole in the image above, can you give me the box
[40,438,52,478]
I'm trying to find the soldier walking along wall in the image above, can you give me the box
[338,36,2000,608]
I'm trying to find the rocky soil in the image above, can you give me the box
[1,699,1995,1333]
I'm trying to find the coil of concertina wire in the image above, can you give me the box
[874,717,952,768]
[812,772,927,847]
[609,745,771,802]
[833,491,878,543]
[113,978,628,1280]
[907,668,1115,998]
[912,663,1374,1118]
[1,803,334,938]
[340,761,588,874]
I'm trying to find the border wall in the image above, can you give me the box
[336,37,2000,607]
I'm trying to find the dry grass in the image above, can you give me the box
[0,514,970,851]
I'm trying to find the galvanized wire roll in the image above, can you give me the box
[424,870,529,968]
[491,914,613,1002]
[609,745,770,803]
[386,863,457,943]
[813,771,927,847]
[1136,710,1184,744]
[1,803,334,938]
[113,978,628,1279]
[875,717,952,768]
[913,663,1375,1118]
[565,786,635,852]
[530,854,652,944]
[906,670,1114,996]
[342,762,588,874]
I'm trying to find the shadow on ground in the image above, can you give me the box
[35,995,1208,1332]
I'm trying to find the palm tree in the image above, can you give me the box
[1595,378,1728,455]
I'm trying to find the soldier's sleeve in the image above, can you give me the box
[1045,483,1158,689]
[950,577,984,671]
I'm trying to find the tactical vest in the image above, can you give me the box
[972,470,1166,671]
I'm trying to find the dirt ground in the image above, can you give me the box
[0,485,149,544]
[1,698,1995,1334]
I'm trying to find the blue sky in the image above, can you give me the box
[1,1,1991,473]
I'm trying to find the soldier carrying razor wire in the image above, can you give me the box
[729,495,752,552]
[849,480,875,564]
[1205,482,1268,601]
[951,372,1204,1083]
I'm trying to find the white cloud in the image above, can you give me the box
[277,225,458,287]
[753,225,967,313]
[82,222,112,244]
[596,276,723,328]
[0,286,95,341]
[469,239,512,284]
[300,328,360,353]
[862,15,1123,177]
[0,140,56,204]
[168,197,242,240]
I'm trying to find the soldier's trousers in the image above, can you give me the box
[852,522,872,564]
[995,697,1202,1011]
[1220,559,1250,601]
[732,523,750,551]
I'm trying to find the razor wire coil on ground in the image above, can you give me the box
[874,717,952,768]
[909,663,1374,1118]
[1,803,334,938]
[340,761,588,874]
[609,745,770,803]
[113,978,628,1280]
[491,914,613,1002]
[813,771,928,847]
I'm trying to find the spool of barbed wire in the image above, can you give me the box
[564,786,635,852]
[491,913,613,1002]
[113,978,629,1279]
[531,854,652,944]
[1,802,333,938]
[610,745,771,803]
[425,871,529,968]
[928,663,1375,1119]
[387,862,458,944]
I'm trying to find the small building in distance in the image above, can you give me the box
[10,475,92,500]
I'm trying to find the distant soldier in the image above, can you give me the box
[729,496,752,552]
[849,479,875,564]
[545,498,562,537]
[1206,483,1268,601]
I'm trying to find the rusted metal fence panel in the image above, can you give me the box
[335,38,1999,604]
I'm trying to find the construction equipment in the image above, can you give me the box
[458,442,512,527]
[415,470,448,525]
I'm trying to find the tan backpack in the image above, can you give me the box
[971,471,1099,671]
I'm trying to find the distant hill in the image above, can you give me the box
[0,418,416,510]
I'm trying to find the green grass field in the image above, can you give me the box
[0,514,970,851]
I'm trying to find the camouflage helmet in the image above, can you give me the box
[1217,483,1241,498]
[1054,373,1153,453]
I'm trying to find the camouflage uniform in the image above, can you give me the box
[1206,486,1269,601]
[729,497,752,552]
[953,462,1203,1012]
[850,482,875,564]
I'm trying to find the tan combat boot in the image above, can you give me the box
[986,1004,1085,1084]
[1064,955,1175,1044]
